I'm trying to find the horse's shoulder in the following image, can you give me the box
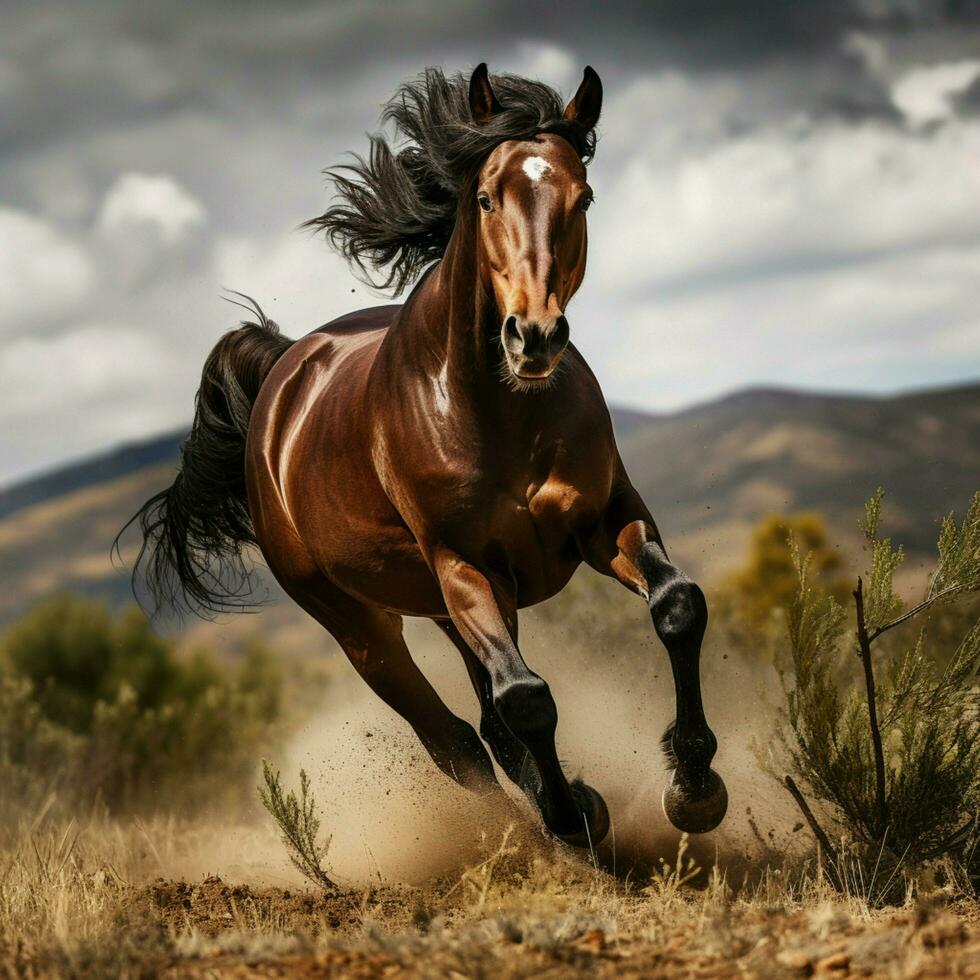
[251,307,398,439]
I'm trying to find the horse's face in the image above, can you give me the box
[477,134,592,386]
[469,64,602,388]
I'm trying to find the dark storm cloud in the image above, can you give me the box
[953,72,980,112]
[3,0,976,159]
[2,0,980,484]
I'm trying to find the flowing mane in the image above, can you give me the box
[305,67,598,295]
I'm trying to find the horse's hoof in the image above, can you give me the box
[557,781,610,848]
[662,768,728,834]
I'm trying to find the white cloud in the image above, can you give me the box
[587,97,980,294]
[505,42,577,94]
[0,207,94,337]
[97,172,207,284]
[0,324,183,417]
[575,242,980,409]
[212,229,364,334]
[0,323,191,478]
[892,59,980,126]
[98,172,206,246]
[565,72,980,409]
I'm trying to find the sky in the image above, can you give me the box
[1,0,979,485]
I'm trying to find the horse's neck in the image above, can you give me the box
[381,212,541,439]
[392,218,498,396]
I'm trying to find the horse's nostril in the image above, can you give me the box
[553,315,569,349]
[503,316,522,347]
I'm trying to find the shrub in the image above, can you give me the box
[780,489,980,898]
[713,512,851,665]
[258,762,336,890]
[0,596,284,817]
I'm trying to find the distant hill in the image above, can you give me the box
[0,381,976,648]
[0,432,184,522]
[618,382,980,572]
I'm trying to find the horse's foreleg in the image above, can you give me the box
[585,483,728,834]
[433,553,609,846]
[437,620,536,788]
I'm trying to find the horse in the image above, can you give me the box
[125,63,727,846]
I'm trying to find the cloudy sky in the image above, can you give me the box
[2,0,979,485]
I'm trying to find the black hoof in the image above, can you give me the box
[662,768,728,834]
[556,781,610,848]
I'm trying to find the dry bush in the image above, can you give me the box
[711,511,850,659]
[258,762,336,890]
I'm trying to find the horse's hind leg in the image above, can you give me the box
[338,608,501,794]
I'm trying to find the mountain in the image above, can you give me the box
[0,382,977,645]
[619,382,980,575]
[0,433,184,522]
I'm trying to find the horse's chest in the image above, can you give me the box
[486,474,597,557]
[476,437,610,548]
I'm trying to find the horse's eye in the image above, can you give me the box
[478,192,494,213]
[581,195,594,212]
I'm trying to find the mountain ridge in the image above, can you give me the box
[0,379,976,638]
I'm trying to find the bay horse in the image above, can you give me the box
[126,64,727,844]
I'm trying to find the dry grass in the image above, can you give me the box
[2,815,978,978]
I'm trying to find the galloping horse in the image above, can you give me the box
[127,64,727,844]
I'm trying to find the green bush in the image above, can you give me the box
[713,512,851,662]
[0,596,284,818]
[781,490,980,898]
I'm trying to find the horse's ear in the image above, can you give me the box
[563,66,603,131]
[469,62,502,124]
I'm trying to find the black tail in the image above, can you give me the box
[117,296,292,616]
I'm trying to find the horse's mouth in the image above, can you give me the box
[503,351,566,389]
[515,368,554,382]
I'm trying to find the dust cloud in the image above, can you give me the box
[172,582,803,888]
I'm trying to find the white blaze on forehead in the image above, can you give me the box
[522,155,551,182]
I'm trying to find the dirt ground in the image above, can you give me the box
[133,877,980,979]
[7,865,976,979]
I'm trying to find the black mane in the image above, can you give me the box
[305,67,597,295]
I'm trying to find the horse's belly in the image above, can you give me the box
[314,520,450,616]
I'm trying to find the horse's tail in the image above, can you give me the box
[117,296,293,616]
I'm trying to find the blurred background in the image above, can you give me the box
[0,1,978,874]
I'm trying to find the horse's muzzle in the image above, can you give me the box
[502,314,570,381]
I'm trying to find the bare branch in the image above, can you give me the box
[784,775,844,892]
[854,577,889,837]
[868,584,971,643]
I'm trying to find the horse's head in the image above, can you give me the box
[469,64,602,388]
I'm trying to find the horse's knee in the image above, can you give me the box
[650,577,707,643]
[493,675,557,744]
